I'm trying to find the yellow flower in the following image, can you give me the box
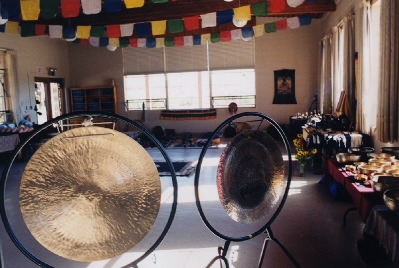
[312,149,318,154]
[297,134,302,138]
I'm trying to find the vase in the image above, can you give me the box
[298,163,305,177]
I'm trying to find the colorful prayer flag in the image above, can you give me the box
[130,38,138,47]
[265,22,277,33]
[168,19,184,34]
[287,17,300,29]
[91,26,106,37]
[193,35,202,45]
[124,0,144,8]
[276,19,288,30]
[200,13,216,28]
[165,37,175,47]
[221,31,232,42]
[299,14,312,26]
[183,16,200,31]
[21,23,35,37]
[268,0,286,13]
[105,0,122,13]
[217,10,233,25]
[121,23,134,36]
[61,0,80,18]
[77,26,91,39]
[89,36,100,46]
[107,25,121,38]
[99,37,109,47]
[20,0,40,21]
[152,20,166,35]
[252,2,269,17]
[156,38,165,48]
[234,6,251,21]
[81,0,101,15]
[287,0,305,8]
[120,37,130,47]
[146,38,156,48]
[184,36,193,46]
[136,22,152,37]
[211,33,220,43]
[253,25,264,37]
[241,27,254,38]
[35,24,47,35]
[49,25,63,38]
[175,36,184,47]
[63,25,77,40]
[40,0,60,19]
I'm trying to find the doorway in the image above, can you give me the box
[34,78,65,124]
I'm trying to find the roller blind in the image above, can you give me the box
[164,45,208,73]
[209,39,255,70]
[123,47,164,74]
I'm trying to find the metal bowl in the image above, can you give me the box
[368,153,396,161]
[383,165,399,173]
[349,147,375,155]
[358,165,383,175]
[336,153,362,164]
[372,176,399,192]
[369,159,392,167]
[354,161,367,167]
[384,188,399,212]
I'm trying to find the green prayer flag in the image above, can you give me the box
[152,0,168,3]
[41,0,61,20]
[91,26,106,37]
[252,2,269,17]
[168,19,184,34]
[120,37,130,48]
[165,37,175,47]
[265,22,277,33]
[211,33,221,43]
[21,23,36,37]
[72,38,81,44]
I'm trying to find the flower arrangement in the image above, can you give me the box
[293,134,315,166]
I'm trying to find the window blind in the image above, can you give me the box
[209,39,255,70]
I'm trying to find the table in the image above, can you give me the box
[0,134,19,153]
[364,205,399,267]
[326,158,384,222]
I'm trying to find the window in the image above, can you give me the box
[124,74,167,110]
[124,68,255,110]
[123,39,255,110]
[0,52,9,123]
[211,69,255,108]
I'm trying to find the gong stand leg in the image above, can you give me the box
[258,228,301,268]
[205,240,231,268]
[257,229,272,268]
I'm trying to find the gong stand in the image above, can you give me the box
[195,112,300,268]
[0,112,178,268]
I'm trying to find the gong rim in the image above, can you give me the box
[0,112,178,268]
[194,112,293,242]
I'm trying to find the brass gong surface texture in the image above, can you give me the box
[20,126,161,262]
[217,130,285,224]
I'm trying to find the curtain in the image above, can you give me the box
[341,15,355,123]
[356,1,373,134]
[4,50,18,122]
[319,36,332,114]
[377,0,399,142]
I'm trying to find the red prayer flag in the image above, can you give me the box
[221,31,232,42]
[61,0,81,18]
[130,38,138,47]
[107,25,121,38]
[276,19,288,30]
[80,39,90,45]
[35,24,47,35]
[268,0,286,13]
[175,36,184,47]
[183,16,200,31]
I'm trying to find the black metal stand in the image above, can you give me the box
[343,207,357,225]
[195,112,300,268]
[258,228,301,268]
[0,112,178,268]
[206,240,231,268]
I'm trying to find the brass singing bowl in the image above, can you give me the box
[384,189,399,212]
[368,153,395,161]
[336,153,361,164]
[358,165,383,175]
[217,130,285,224]
[20,127,161,262]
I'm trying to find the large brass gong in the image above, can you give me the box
[20,126,161,262]
[217,130,285,224]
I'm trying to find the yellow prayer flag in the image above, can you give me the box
[202,33,211,43]
[109,38,120,47]
[234,6,251,21]
[152,21,166,36]
[254,25,265,37]
[20,0,40,21]
[156,38,165,48]
[77,26,91,39]
[6,21,19,34]
[124,0,144,8]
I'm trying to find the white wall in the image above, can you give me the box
[0,33,70,123]
[67,21,321,134]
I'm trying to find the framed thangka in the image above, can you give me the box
[273,69,297,104]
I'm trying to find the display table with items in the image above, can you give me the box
[364,205,399,267]
[325,158,384,222]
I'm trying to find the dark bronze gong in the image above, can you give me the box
[217,129,285,224]
[20,126,161,262]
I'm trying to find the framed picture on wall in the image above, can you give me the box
[273,69,297,104]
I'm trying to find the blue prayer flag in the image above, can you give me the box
[136,22,152,37]
[241,27,254,38]
[217,10,233,25]
[105,0,122,13]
